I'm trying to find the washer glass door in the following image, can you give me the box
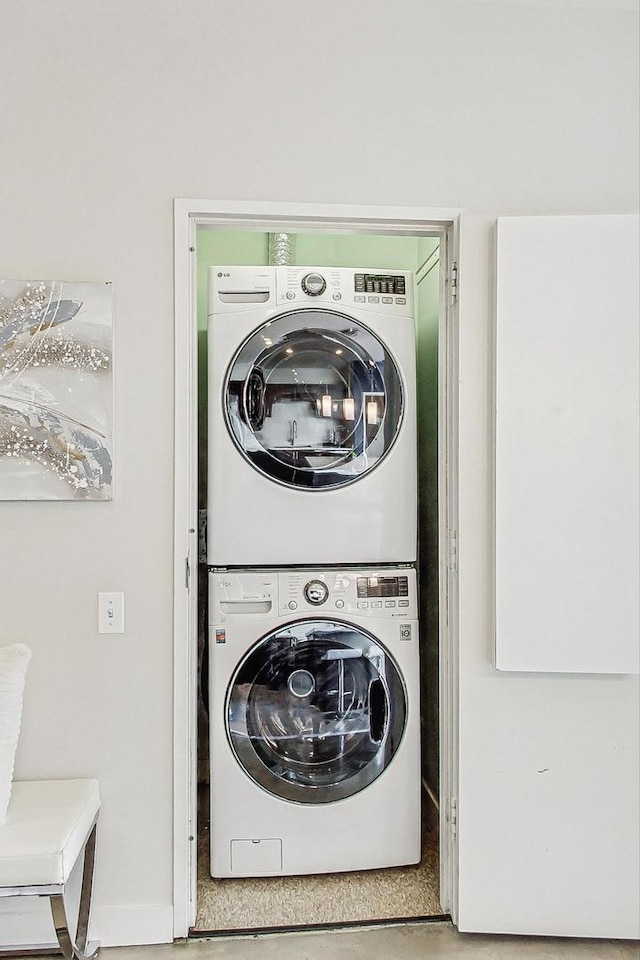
[225,310,404,489]
[226,619,407,804]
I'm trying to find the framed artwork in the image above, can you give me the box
[0,280,114,500]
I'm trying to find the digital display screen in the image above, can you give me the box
[354,274,406,296]
[357,576,409,599]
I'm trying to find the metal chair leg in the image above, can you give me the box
[50,894,75,960]
[49,822,100,959]
[75,823,98,958]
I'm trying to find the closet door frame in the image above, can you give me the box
[173,199,462,936]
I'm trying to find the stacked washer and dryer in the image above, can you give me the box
[207,266,421,878]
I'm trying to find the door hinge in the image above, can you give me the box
[450,797,458,839]
[449,261,458,305]
[448,528,458,572]
[185,555,191,590]
[198,509,207,564]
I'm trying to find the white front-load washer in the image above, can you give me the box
[207,266,417,566]
[208,566,421,878]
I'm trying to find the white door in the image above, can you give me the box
[456,214,639,937]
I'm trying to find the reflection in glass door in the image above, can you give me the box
[224,310,404,489]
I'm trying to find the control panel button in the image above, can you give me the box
[332,292,342,301]
[357,601,369,609]
[303,579,329,605]
[285,291,295,300]
[335,599,345,609]
[385,600,396,608]
[371,601,382,609]
[288,600,298,610]
[367,296,380,303]
[354,295,366,303]
[398,600,410,607]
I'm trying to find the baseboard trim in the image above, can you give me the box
[0,900,174,949]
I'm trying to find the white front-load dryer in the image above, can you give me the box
[207,266,417,566]
[208,566,421,878]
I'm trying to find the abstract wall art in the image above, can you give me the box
[0,280,114,500]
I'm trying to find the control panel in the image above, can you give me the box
[210,568,417,621]
[208,266,414,316]
[275,266,413,315]
[354,273,406,296]
[279,568,417,619]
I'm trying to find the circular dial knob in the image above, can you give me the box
[303,579,329,606]
[301,272,326,297]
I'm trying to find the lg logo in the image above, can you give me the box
[217,272,230,278]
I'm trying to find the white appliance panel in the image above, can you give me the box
[207,266,418,566]
[208,567,421,878]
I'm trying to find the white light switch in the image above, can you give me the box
[98,592,125,633]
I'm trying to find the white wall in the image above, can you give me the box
[0,0,637,946]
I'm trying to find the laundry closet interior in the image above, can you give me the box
[193,223,450,933]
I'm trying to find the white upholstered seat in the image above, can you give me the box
[0,778,101,959]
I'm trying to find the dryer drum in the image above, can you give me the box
[226,620,407,805]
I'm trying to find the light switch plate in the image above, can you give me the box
[98,592,125,633]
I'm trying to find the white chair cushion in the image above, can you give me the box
[0,779,100,887]
[0,644,32,824]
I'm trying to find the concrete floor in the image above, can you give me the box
[27,921,639,960]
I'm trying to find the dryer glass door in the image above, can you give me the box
[224,310,404,489]
[226,619,407,804]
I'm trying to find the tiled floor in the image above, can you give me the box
[25,921,639,960]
